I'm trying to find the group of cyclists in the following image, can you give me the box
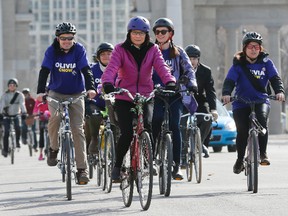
[1,15,285,189]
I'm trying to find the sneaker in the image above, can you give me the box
[111,167,121,183]
[1,149,8,157]
[77,169,89,185]
[172,165,183,180]
[47,148,58,166]
[260,153,270,166]
[202,145,210,158]
[233,159,244,174]
[38,153,45,161]
[16,143,20,148]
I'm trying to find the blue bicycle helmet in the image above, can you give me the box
[127,16,150,33]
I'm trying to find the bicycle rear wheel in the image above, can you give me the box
[193,128,202,183]
[104,130,115,193]
[159,133,172,197]
[137,131,153,210]
[121,149,134,207]
[64,133,72,200]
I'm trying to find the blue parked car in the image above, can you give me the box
[209,99,237,152]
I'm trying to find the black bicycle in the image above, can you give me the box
[227,95,279,193]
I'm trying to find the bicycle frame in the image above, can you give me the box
[47,94,84,200]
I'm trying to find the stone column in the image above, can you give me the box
[266,25,283,134]
[166,0,183,46]
[224,25,238,77]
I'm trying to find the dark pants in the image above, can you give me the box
[39,120,48,149]
[114,99,153,168]
[3,117,21,152]
[152,95,183,165]
[233,103,270,160]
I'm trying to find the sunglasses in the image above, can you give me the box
[155,30,169,35]
[59,36,74,41]
[131,31,146,36]
[246,44,260,50]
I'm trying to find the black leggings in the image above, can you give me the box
[114,99,153,168]
[233,103,270,160]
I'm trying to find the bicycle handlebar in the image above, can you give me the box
[222,95,282,106]
[181,112,214,122]
[47,93,86,106]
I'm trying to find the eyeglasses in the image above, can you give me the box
[131,31,146,36]
[59,36,74,41]
[246,44,261,50]
[155,30,169,35]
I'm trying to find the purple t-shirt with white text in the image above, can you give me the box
[41,42,89,94]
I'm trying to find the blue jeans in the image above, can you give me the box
[152,95,183,165]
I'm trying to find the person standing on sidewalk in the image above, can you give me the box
[37,22,96,184]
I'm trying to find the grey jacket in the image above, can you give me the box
[0,91,27,116]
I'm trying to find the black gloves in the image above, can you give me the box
[187,85,198,94]
[103,83,115,94]
[165,82,176,91]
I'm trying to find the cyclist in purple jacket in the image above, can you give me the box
[222,31,285,174]
[101,16,176,182]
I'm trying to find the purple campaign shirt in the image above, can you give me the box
[41,42,89,94]
[226,56,279,110]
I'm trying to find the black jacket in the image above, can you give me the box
[194,63,217,113]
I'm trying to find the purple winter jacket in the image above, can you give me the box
[101,43,176,102]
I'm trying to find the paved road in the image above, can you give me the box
[0,134,287,215]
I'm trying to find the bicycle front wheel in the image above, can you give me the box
[137,131,153,210]
[104,130,115,193]
[64,133,72,200]
[246,130,259,193]
[28,130,33,157]
[193,128,202,183]
[9,134,15,165]
[159,133,172,197]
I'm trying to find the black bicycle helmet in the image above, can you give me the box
[242,31,263,46]
[95,42,114,58]
[152,18,174,35]
[7,78,18,87]
[185,45,201,58]
[55,22,77,36]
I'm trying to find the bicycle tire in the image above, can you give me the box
[10,134,15,165]
[88,155,94,179]
[121,149,134,207]
[251,130,258,193]
[137,131,153,210]
[28,131,33,157]
[64,133,72,200]
[104,130,115,193]
[159,133,172,197]
[193,128,202,183]
[185,129,193,182]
